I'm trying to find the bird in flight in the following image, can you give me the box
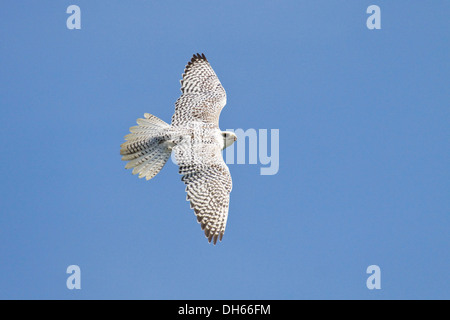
[120,53,236,244]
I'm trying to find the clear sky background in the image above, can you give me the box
[0,1,448,299]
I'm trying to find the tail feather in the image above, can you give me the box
[138,152,170,180]
[121,113,172,180]
[125,145,162,169]
[132,150,161,175]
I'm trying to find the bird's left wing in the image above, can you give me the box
[173,136,232,244]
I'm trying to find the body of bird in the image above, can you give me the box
[120,53,236,244]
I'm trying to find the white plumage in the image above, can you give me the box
[120,53,236,244]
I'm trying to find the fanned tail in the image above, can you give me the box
[120,113,172,180]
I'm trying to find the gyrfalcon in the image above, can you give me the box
[120,53,236,244]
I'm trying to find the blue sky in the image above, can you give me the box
[0,1,449,299]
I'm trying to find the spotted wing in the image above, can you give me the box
[171,53,227,127]
[173,132,232,244]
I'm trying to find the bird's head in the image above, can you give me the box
[221,131,237,150]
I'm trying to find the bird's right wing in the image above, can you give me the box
[171,53,227,127]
